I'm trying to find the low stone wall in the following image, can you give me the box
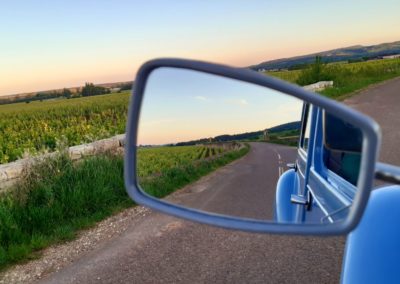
[0,134,125,190]
[303,81,333,92]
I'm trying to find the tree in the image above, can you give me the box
[62,88,72,99]
[81,83,110,97]
[296,56,332,86]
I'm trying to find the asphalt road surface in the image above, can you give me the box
[40,143,345,284]
[344,77,400,165]
[39,78,400,284]
[169,142,295,220]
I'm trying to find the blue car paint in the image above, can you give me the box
[279,104,359,224]
[341,186,400,284]
[278,104,400,282]
[275,169,297,223]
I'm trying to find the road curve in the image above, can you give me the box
[170,142,296,220]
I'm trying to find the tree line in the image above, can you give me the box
[0,82,120,105]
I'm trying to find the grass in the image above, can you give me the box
[140,145,249,198]
[0,154,130,269]
[0,145,249,269]
[265,58,400,100]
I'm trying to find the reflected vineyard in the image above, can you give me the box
[137,143,249,198]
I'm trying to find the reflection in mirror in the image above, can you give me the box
[136,67,364,225]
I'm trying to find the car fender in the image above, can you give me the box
[275,169,297,222]
[341,185,400,284]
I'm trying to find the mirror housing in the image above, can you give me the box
[124,58,381,235]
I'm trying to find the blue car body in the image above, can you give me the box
[276,103,400,283]
[276,104,356,224]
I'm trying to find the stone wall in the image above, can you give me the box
[303,81,333,92]
[0,134,125,190]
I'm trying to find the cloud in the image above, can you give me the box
[225,98,249,106]
[194,96,207,101]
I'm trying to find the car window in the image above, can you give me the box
[300,104,311,151]
[323,112,362,185]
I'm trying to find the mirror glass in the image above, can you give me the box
[136,67,364,224]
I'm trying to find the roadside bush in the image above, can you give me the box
[296,56,333,86]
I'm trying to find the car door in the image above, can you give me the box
[298,107,359,224]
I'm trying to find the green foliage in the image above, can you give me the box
[0,143,249,268]
[296,56,333,86]
[266,57,400,100]
[0,154,130,269]
[138,144,249,198]
[61,88,72,99]
[118,83,133,91]
[0,92,130,163]
[81,83,110,97]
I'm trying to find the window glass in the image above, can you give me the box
[301,105,311,151]
[323,112,362,185]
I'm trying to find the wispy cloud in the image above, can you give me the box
[225,98,249,106]
[194,96,207,101]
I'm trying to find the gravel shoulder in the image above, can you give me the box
[0,206,151,283]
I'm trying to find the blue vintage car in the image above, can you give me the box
[125,58,400,283]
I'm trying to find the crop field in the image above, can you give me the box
[0,92,130,163]
[137,145,228,176]
[137,143,245,197]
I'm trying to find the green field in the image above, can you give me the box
[1,58,399,164]
[0,143,248,268]
[0,92,129,163]
[266,58,400,99]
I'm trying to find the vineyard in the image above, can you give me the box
[0,91,130,163]
[137,143,247,197]
[1,58,400,165]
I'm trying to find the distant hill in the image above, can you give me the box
[175,121,301,146]
[249,40,400,71]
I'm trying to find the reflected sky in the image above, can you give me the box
[138,68,302,145]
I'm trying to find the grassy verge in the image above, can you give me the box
[140,145,250,198]
[0,145,249,269]
[266,58,400,101]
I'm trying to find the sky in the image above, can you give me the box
[138,68,302,145]
[1,0,399,96]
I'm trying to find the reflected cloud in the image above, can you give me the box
[225,98,249,106]
[195,96,208,101]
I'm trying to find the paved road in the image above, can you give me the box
[170,142,294,220]
[39,78,400,284]
[344,77,400,165]
[40,143,344,284]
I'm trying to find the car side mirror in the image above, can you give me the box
[124,58,381,235]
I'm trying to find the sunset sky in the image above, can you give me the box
[1,0,399,96]
[138,67,303,145]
